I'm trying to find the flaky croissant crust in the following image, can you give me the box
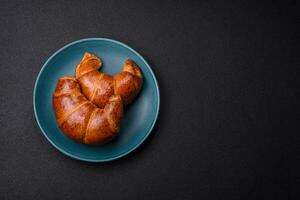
[52,53,143,145]
[52,77,123,145]
[76,53,143,108]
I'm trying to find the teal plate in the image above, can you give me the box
[33,38,160,162]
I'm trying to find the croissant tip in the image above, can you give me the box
[124,59,134,65]
[83,52,100,59]
[76,53,102,79]
[123,59,143,79]
[83,52,94,59]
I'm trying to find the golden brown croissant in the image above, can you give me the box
[75,53,143,108]
[52,76,123,145]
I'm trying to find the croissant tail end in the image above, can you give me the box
[75,53,102,78]
[83,53,102,68]
[123,59,143,79]
[82,52,95,60]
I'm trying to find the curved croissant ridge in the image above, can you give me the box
[52,77,123,145]
[75,52,143,107]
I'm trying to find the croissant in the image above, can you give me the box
[52,76,123,145]
[75,53,143,108]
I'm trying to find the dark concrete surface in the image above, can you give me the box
[0,0,298,199]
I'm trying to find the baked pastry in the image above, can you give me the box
[52,76,123,144]
[75,53,143,108]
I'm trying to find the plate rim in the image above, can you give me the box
[33,38,160,162]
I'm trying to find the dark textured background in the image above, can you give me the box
[0,0,299,199]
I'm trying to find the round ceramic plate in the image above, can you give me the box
[33,38,160,162]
